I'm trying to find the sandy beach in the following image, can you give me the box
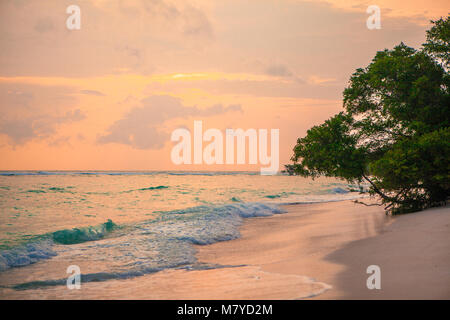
[197,200,450,299]
[1,199,448,299]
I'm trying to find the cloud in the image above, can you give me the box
[264,64,305,84]
[307,0,448,23]
[34,17,54,33]
[48,135,71,147]
[97,95,242,149]
[307,75,337,85]
[80,90,106,96]
[181,5,214,40]
[0,83,85,145]
[0,0,215,77]
[136,0,213,39]
[148,76,342,99]
[265,64,294,78]
[0,109,85,145]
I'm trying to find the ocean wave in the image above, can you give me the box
[264,191,296,199]
[51,219,117,245]
[25,189,46,193]
[329,187,350,194]
[0,220,117,272]
[0,239,56,272]
[121,185,169,193]
[3,202,285,288]
[21,186,75,194]
[12,263,246,290]
[138,186,169,191]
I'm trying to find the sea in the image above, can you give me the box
[0,171,365,295]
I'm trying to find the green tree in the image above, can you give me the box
[287,17,450,214]
[423,16,450,69]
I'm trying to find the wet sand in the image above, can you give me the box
[196,200,450,299]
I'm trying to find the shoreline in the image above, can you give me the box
[0,199,449,299]
[195,200,450,299]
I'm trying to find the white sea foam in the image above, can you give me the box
[0,239,56,272]
[4,202,285,288]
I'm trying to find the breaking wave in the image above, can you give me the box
[0,220,118,271]
[2,202,285,288]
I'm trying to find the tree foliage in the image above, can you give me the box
[287,16,450,214]
[423,16,450,69]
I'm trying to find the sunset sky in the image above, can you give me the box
[0,0,448,171]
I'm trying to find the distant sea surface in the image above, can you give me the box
[0,171,364,291]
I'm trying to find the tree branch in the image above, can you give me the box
[361,173,394,203]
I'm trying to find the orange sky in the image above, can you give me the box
[0,0,448,171]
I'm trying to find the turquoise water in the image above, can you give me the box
[0,171,364,290]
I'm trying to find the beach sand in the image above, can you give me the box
[197,200,450,299]
[1,200,449,299]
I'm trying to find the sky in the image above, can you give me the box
[0,0,448,171]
